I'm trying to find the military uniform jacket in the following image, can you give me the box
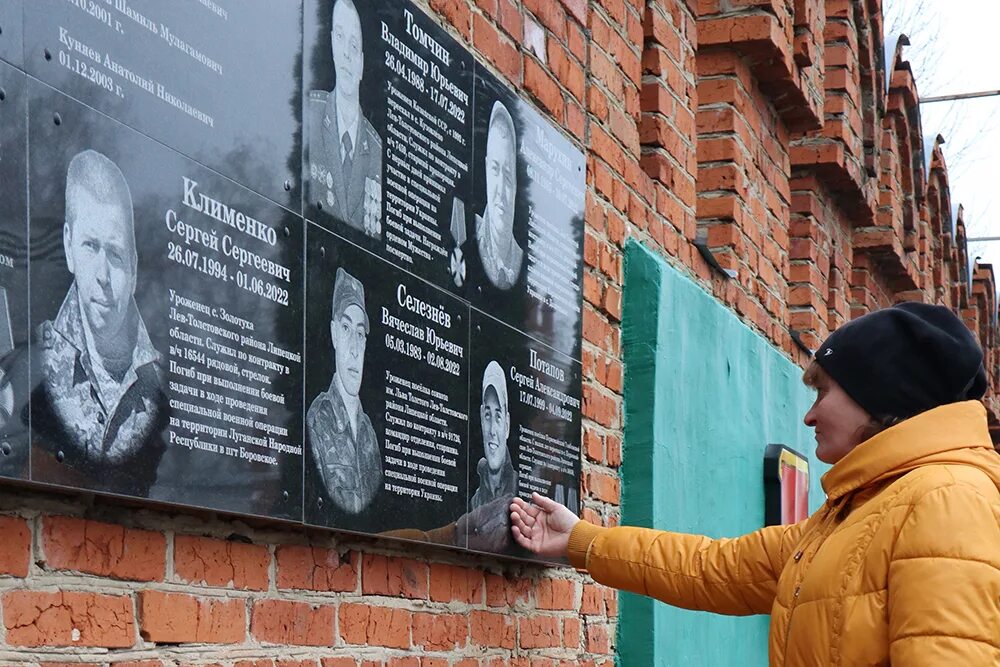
[476,212,523,290]
[470,452,518,510]
[306,374,382,516]
[33,284,167,496]
[305,90,382,235]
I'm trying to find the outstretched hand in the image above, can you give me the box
[509,492,580,558]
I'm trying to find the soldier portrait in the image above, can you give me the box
[476,101,523,291]
[306,267,382,515]
[33,149,167,496]
[306,0,383,237]
[471,360,519,510]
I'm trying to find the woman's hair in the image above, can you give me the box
[802,361,900,442]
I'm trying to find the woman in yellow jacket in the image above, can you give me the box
[511,303,1000,665]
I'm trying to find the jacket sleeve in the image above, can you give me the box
[567,519,805,616]
[888,482,1000,664]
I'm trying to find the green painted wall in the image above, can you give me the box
[617,241,830,666]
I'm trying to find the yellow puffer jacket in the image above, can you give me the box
[568,401,1000,665]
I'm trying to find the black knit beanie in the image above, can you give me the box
[814,302,988,421]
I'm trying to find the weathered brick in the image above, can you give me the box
[429,562,484,603]
[485,574,532,607]
[429,0,471,40]
[276,546,358,592]
[339,603,411,649]
[519,615,561,649]
[536,578,576,610]
[412,611,468,650]
[0,516,30,577]
[470,610,515,648]
[320,660,355,667]
[250,599,334,646]
[139,590,245,644]
[524,56,565,120]
[585,466,622,503]
[3,591,134,647]
[563,617,582,648]
[362,553,428,599]
[586,622,611,653]
[42,516,165,582]
[473,13,521,85]
[174,535,269,591]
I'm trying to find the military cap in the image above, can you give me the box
[482,360,508,408]
[331,267,369,332]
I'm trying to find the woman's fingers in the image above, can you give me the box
[531,492,561,513]
[518,498,542,518]
[511,524,531,549]
[509,499,538,527]
[513,496,542,519]
[510,508,530,532]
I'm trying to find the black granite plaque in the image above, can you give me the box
[24,0,302,209]
[28,82,303,519]
[1,0,586,564]
[0,0,23,68]
[304,225,470,539]
[469,67,586,360]
[303,0,474,296]
[0,63,29,480]
[467,311,581,559]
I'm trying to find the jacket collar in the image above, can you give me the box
[821,400,994,501]
[477,449,516,496]
[53,283,160,379]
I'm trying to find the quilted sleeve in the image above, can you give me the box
[888,482,1000,664]
[572,521,805,616]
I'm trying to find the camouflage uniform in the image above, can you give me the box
[475,211,523,290]
[33,284,166,496]
[305,90,382,235]
[306,373,382,515]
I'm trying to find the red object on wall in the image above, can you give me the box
[764,444,810,526]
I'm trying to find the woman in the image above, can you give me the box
[510,303,1000,665]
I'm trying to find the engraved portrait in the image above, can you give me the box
[306,267,382,514]
[305,0,383,237]
[33,149,167,496]
[471,360,518,509]
[475,101,523,290]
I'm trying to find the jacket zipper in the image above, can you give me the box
[780,504,841,664]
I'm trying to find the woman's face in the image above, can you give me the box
[803,369,872,464]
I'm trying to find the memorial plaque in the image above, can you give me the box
[303,0,474,296]
[28,82,303,519]
[24,0,302,208]
[468,67,586,360]
[0,63,29,479]
[1,0,585,563]
[304,225,470,539]
[466,311,581,558]
[0,0,23,68]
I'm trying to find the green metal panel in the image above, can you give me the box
[617,241,829,666]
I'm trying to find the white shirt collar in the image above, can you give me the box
[335,97,360,160]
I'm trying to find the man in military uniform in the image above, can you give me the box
[471,360,518,510]
[378,360,517,552]
[476,101,523,290]
[33,149,166,497]
[305,0,382,237]
[306,267,382,515]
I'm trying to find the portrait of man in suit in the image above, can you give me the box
[33,149,166,496]
[476,101,523,290]
[306,0,383,237]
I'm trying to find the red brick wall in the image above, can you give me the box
[2,0,997,664]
